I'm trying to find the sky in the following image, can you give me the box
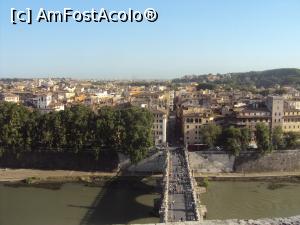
[0,0,300,80]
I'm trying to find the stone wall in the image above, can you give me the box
[234,150,300,172]
[0,151,118,172]
[189,152,235,173]
[134,215,300,224]
[122,149,300,174]
[126,151,165,173]
[189,150,300,173]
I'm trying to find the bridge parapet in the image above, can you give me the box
[184,148,202,221]
[159,150,170,223]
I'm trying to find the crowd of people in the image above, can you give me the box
[167,148,197,222]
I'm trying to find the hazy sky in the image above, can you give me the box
[1,0,300,79]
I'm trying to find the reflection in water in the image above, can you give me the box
[0,177,160,225]
[201,181,300,220]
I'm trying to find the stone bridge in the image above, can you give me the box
[159,147,203,223]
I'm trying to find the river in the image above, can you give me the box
[2,179,300,224]
[0,177,160,225]
[201,181,300,220]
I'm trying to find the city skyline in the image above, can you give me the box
[1,0,300,79]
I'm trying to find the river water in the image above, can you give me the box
[0,177,160,225]
[1,179,300,225]
[201,181,300,220]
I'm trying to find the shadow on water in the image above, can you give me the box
[77,176,160,225]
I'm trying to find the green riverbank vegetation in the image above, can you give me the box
[197,123,300,155]
[0,102,154,164]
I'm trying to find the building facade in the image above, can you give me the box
[181,107,214,145]
[151,109,168,146]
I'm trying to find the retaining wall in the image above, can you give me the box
[189,150,300,173]
[133,215,300,224]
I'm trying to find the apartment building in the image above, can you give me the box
[181,107,214,145]
[283,109,300,132]
[151,108,168,146]
[234,96,300,133]
[0,93,19,103]
[34,93,52,109]
[266,96,284,129]
[233,105,271,130]
[285,98,300,110]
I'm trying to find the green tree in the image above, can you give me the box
[119,107,154,163]
[222,126,242,155]
[0,102,154,164]
[240,127,251,151]
[226,138,241,156]
[255,123,271,153]
[272,126,284,150]
[199,124,222,147]
[196,82,216,91]
[95,106,119,149]
[284,132,300,149]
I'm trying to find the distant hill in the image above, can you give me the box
[172,68,300,88]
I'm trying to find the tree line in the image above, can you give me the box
[0,102,154,163]
[197,123,300,155]
[172,68,300,89]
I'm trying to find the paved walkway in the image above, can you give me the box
[0,168,116,182]
[167,148,197,222]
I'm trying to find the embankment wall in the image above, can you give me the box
[189,150,300,173]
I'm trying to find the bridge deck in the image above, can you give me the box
[167,147,198,222]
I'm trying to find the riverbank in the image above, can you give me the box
[0,168,118,183]
[2,168,300,183]
[194,171,300,181]
[0,168,164,184]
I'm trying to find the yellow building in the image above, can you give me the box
[182,107,214,145]
[283,110,300,132]
[75,94,86,102]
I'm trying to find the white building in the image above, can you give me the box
[169,90,175,111]
[35,93,52,109]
